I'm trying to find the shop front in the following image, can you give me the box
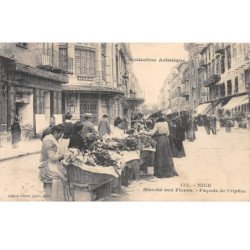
[6,63,67,136]
[62,85,125,125]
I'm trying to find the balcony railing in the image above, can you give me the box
[203,74,221,87]
[77,75,95,82]
[36,49,73,74]
[214,43,225,54]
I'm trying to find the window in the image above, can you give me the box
[207,63,211,77]
[220,83,225,97]
[59,47,68,70]
[234,76,239,94]
[239,44,243,54]
[227,80,232,96]
[226,46,231,69]
[211,60,215,74]
[221,53,225,74]
[233,44,237,58]
[75,48,95,76]
[216,57,220,74]
[101,43,106,81]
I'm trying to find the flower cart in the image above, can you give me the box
[62,147,122,201]
[65,163,119,201]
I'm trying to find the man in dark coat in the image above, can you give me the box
[10,117,21,148]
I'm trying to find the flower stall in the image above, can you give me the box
[61,131,156,201]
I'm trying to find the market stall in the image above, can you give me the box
[41,130,157,201]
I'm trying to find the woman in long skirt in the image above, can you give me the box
[172,115,186,157]
[140,116,178,178]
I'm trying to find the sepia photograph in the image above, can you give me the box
[0,42,249,201]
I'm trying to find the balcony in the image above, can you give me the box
[36,49,73,74]
[203,74,221,87]
[214,43,225,54]
[198,59,207,69]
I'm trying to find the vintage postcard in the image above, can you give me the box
[0,42,249,201]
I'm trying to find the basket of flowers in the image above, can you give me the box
[62,148,121,190]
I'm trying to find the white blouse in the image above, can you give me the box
[145,121,170,136]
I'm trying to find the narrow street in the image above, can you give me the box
[0,127,249,201]
[111,127,250,201]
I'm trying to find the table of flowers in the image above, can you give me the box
[62,131,156,201]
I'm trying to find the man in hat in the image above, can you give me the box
[81,113,97,139]
[98,114,111,137]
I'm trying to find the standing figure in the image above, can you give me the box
[141,115,178,178]
[39,124,71,201]
[185,113,196,141]
[225,112,232,133]
[172,114,186,157]
[68,121,85,152]
[60,113,74,155]
[81,113,97,139]
[204,115,211,135]
[98,114,111,137]
[10,117,21,148]
[210,114,217,135]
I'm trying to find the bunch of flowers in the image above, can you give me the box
[62,148,85,167]
[122,135,143,151]
[89,147,119,167]
[139,134,156,149]
[83,133,102,151]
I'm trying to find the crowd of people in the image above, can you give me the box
[35,107,247,201]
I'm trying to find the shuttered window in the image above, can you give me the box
[75,49,95,76]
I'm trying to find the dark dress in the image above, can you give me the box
[168,120,180,158]
[10,122,21,145]
[153,134,178,178]
[62,121,74,139]
[172,117,186,158]
[68,133,85,151]
[149,121,178,178]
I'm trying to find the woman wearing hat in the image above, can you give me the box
[39,124,71,201]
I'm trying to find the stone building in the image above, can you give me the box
[61,43,142,125]
[195,43,250,115]
[0,43,72,136]
[121,72,144,121]
[168,62,190,112]
[184,43,209,109]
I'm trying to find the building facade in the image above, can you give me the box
[160,43,250,117]
[61,43,143,125]
[161,62,190,112]
[196,43,250,115]
[0,43,72,136]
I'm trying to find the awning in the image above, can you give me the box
[195,102,212,115]
[222,94,248,110]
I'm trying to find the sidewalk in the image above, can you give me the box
[0,139,42,162]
